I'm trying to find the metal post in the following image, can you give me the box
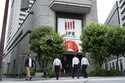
[0,0,10,80]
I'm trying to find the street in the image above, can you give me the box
[1,77,125,83]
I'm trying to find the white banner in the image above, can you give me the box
[57,18,82,52]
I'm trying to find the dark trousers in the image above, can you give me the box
[54,66,60,80]
[81,65,88,78]
[72,64,79,79]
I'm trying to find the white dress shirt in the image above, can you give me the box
[72,57,80,67]
[29,57,32,67]
[81,57,89,66]
[53,58,62,68]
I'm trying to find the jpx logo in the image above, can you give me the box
[65,20,75,30]
[64,20,75,37]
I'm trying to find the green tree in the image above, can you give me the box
[108,26,125,70]
[81,23,125,70]
[81,23,111,68]
[29,26,64,76]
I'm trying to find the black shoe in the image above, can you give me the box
[29,77,32,80]
[84,76,88,78]
[25,78,28,80]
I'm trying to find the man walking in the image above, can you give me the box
[25,54,34,80]
[53,56,62,80]
[81,55,89,78]
[72,55,80,79]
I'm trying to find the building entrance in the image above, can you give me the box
[61,52,82,76]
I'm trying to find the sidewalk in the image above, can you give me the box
[1,76,125,81]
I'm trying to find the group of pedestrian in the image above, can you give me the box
[24,53,89,80]
[53,55,89,80]
[72,55,89,79]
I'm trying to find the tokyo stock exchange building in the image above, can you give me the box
[3,0,98,76]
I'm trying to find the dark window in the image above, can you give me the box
[19,13,26,17]
[122,15,125,20]
[19,23,22,25]
[19,18,24,21]
[72,32,75,36]
[120,1,125,9]
[7,30,23,51]
[121,8,125,14]
[68,32,71,36]
[119,0,123,3]
[11,0,15,7]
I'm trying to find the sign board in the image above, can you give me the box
[57,18,82,52]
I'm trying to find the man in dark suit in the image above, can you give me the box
[25,54,34,80]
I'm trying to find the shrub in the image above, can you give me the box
[89,68,122,76]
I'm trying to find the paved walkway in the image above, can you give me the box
[0,77,125,83]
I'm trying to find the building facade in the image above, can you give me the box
[105,0,125,26]
[119,0,125,26]
[3,0,98,76]
[105,0,125,72]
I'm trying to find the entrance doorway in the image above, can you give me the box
[61,52,82,76]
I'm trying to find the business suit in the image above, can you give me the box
[25,56,34,80]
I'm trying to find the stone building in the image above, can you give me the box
[3,0,98,76]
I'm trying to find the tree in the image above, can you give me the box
[81,23,119,68]
[29,26,64,76]
[81,23,110,68]
[81,23,125,70]
[108,26,125,70]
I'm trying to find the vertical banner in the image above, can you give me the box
[58,18,82,53]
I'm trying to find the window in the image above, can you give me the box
[122,15,125,21]
[121,8,125,14]
[120,1,125,9]
[72,32,75,36]
[19,13,26,17]
[19,18,24,21]
[11,0,15,7]
[119,0,123,4]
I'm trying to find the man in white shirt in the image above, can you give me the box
[81,55,89,78]
[25,54,33,80]
[53,56,62,80]
[72,55,80,79]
